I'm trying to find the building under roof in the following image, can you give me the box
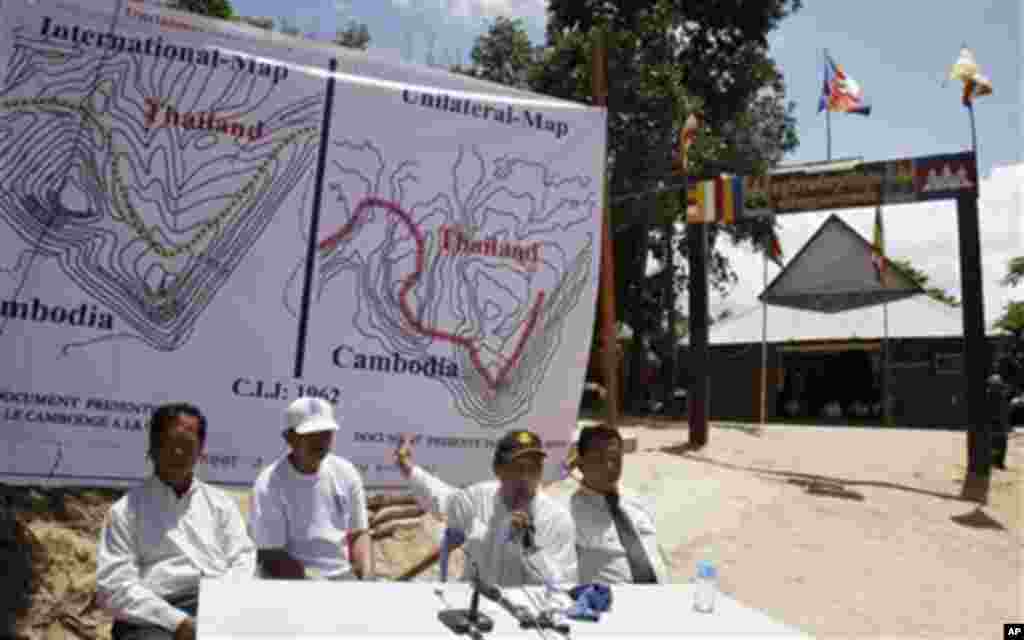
[680,214,1007,428]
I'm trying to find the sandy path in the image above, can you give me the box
[543,423,1021,639]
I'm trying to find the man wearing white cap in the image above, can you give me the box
[249,397,372,580]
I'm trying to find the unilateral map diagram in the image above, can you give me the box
[307,140,596,427]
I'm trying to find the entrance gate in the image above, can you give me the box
[685,151,992,477]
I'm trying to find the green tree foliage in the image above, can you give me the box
[995,302,1024,339]
[888,258,960,307]
[996,256,1024,341]
[454,3,802,406]
[171,0,233,20]
[233,14,370,51]
[1000,256,1024,287]
[453,17,536,89]
[335,20,371,50]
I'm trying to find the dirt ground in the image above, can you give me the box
[596,422,1021,639]
[3,423,1019,639]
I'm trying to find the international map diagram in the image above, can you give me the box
[304,139,597,428]
[0,15,324,353]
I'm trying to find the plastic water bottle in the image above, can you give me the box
[693,560,717,613]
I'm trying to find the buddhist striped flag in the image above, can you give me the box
[687,175,744,224]
[687,180,715,223]
[715,175,744,224]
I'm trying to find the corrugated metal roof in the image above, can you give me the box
[709,294,981,345]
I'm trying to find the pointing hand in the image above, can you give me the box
[395,434,414,478]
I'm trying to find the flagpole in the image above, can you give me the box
[876,200,891,428]
[824,49,832,161]
[882,299,890,427]
[759,247,769,426]
[967,101,979,159]
[826,110,832,162]
[962,42,980,159]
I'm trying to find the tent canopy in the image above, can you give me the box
[759,214,923,313]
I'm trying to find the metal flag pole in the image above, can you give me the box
[874,198,891,428]
[882,293,891,427]
[759,244,769,426]
[967,100,979,160]
[824,49,832,162]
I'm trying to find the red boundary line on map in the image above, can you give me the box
[318,196,545,390]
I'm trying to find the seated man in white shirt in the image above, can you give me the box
[568,425,668,584]
[249,397,372,580]
[96,402,257,640]
[396,430,577,587]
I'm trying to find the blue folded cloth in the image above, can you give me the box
[566,583,612,621]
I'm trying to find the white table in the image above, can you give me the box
[198,579,811,639]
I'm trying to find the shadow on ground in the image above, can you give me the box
[950,506,1006,530]
[786,478,865,501]
[654,444,986,505]
[712,423,764,437]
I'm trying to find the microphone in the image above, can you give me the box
[506,507,538,552]
[459,543,569,636]
[477,578,539,629]
[522,524,536,552]
[436,528,494,635]
[478,573,569,635]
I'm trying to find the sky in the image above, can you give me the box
[231,0,1022,330]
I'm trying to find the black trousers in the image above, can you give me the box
[111,592,198,640]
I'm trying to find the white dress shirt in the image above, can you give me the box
[407,465,578,587]
[96,476,257,631]
[570,484,669,584]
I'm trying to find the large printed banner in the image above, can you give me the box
[0,0,606,488]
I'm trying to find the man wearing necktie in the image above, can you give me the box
[569,425,667,584]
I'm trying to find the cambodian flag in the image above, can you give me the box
[818,52,872,116]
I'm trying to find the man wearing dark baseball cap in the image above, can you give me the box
[395,429,577,587]
[492,428,546,464]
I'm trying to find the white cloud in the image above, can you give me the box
[445,0,546,20]
[390,0,545,23]
[706,163,1023,331]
